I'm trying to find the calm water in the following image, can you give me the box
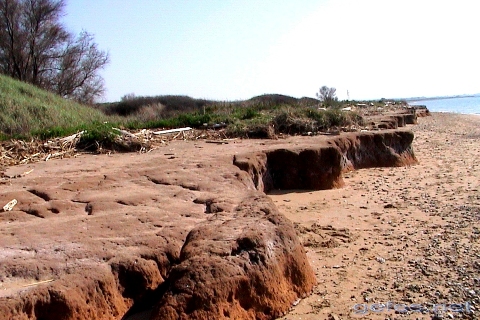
[408,96,480,114]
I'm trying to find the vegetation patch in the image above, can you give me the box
[104,93,365,137]
[0,75,109,137]
[0,75,408,158]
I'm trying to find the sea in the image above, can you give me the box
[408,96,480,115]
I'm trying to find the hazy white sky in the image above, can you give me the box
[64,0,480,102]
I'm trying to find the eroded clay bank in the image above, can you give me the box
[0,111,423,320]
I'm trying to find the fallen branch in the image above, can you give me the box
[21,279,54,288]
[113,128,138,139]
[152,127,192,135]
[60,131,84,145]
[2,199,17,212]
[45,151,69,161]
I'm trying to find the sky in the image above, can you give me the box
[63,0,480,102]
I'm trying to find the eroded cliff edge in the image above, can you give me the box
[0,126,417,319]
[234,130,417,192]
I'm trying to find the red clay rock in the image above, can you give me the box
[0,128,417,320]
[412,105,431,117]
[151,194,315,320]
[366,109,418,129]
[1,269,129,320]
[234,130,417,193]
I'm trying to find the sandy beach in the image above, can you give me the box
[272,113,480,319]
[0,112,478,319]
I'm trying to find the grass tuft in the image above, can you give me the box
[0,74,109,137]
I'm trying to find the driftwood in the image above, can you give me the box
[113,128,138,139]
[0,127,226,168]
[45,151,71,161]
[2,199,17,212]
[205,140,229,145]
[59,131,85,146]
[21,279,54,288]
[152,127,192,135]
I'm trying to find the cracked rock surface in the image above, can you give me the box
[0,127,416,319]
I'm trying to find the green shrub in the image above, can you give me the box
[77,122,120,150]
[272,110,316,134]
[238,108,260,120]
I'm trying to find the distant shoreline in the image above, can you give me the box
[407,95,480,115]
[406,95,479,102]
[429,111,480,115]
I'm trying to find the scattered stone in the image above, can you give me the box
[376,257,386,264]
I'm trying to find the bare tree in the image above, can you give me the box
[0,0,109,103]
[316,85,338,107]
[53,31,109,103]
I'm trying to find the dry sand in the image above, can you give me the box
[0,112,478,319]
[270,113,480,319]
